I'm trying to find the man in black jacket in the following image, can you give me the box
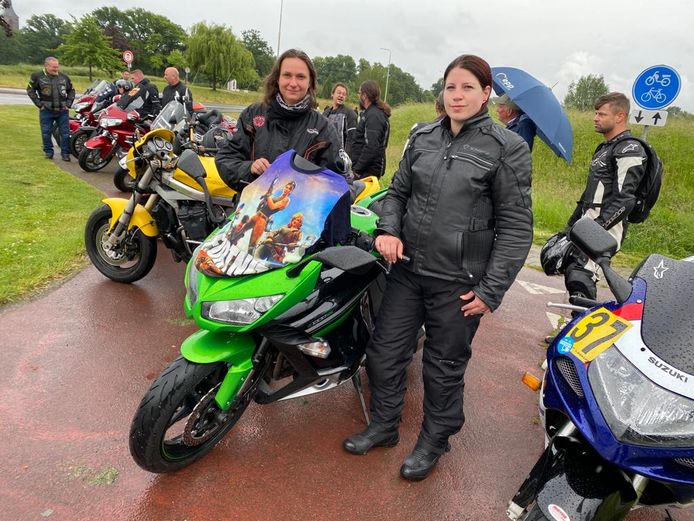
[351,80,390,178]
[26,57,75,160]
[323,82,357,156]
[117,69,161,118]
[563,92,647,301]
[161,67,192,107]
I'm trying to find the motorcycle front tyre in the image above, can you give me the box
[78,146,114,172]
[70,128,93,158]
[84,204,157,283]
[129,357,254,473]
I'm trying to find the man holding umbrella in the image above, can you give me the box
[496,94,537,150]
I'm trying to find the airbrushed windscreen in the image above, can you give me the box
[195,150,349,277]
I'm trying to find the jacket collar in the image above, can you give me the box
[440,110,491,136]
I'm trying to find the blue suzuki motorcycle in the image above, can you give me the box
[508,218,694,520]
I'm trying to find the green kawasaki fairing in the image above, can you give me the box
[180,192,384,410]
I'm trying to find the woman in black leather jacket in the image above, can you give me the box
[215,49,344,192]
[343,54,533,482]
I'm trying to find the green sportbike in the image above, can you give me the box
[129,150,389,473]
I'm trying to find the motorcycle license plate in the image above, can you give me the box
[564,307,632,363]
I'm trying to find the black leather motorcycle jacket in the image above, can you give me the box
[26,70,75,111]
[215,101,344,191]
[377,112,533,311]
[567,130,647,230]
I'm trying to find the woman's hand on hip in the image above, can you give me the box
[460,291,490,317]
[375,234,404,264]
[250,158,271,175]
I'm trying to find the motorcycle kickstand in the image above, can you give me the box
[352,370,370,425]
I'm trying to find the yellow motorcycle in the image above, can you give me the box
[84,128,238,283]
[85,127,382,283]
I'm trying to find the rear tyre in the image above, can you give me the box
[113,167,136,192]
[129,357,258,473]
[70,128,92,158]
[79,146,114,172]
[84,204,157,283]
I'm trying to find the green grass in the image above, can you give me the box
[383,105,694,267]
[0,105,104,305]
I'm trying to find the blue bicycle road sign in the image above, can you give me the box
[632,65,681,110]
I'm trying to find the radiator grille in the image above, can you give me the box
[554,356,584,398]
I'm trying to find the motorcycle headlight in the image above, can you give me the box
[201,295,284,325]
[73,101,90,111]
[100,117,123,128]
[589,347,694,447]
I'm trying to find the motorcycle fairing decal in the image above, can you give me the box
[615,321,694,400]
[565,307,632,363]
[196,150,349,277]
[556,337,574,354]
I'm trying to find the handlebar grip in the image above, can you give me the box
[569,295,599,308]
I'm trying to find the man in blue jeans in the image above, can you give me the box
[27,57,75,161]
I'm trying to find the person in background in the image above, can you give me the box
[161,66,192,106]
[26,56,75,161]
[350,80,391,179]
[323,82,358,156]
[343,54,532,482]
[562,92,647,301]
[495,94,536,150]
[117,69,161,118]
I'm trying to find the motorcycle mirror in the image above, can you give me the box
[177,149,207,179]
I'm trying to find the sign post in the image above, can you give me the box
[184,66,190,85]
[631,64,680,140]
[122,50,134,71]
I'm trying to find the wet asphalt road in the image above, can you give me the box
[0,132,690,521]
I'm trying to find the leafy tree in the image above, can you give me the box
[187,22,257,91]
[57,15,122,80]
[90,7,186,73]
[314,54,357,98]
[353,59,424,106]
[21,14,70,64]
[564,74,609,111]
[0,28,25,64]
[241,29,274,83]
[430,77,444,96]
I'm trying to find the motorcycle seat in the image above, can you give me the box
[197,109,223,127]
[635,254,694,373]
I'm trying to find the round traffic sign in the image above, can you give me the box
[122,50,134,65]
[632,65,680,110]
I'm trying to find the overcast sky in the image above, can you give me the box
[13,0,694,111]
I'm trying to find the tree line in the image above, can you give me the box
[0,8,432,105]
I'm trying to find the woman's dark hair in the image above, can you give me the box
[359,80,391,117]
[263,49,317,107]
[443,55,492,110]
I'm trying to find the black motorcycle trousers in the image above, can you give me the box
[366,264,481,454]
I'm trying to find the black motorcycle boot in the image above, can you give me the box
[399,440,451,481]
[343,423,399,455]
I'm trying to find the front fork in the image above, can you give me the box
[105,166,159,248]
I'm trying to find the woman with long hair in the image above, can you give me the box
[350,79,391,179]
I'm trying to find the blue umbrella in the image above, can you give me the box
[492,66,574,163]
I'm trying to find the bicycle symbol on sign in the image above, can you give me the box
[641,88,667,104]
[645,71,671,87]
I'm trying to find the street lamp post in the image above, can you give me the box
[380,47,391,104]
[276,0,284,58]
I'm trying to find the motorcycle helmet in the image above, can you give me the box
[115,79,133,92]
[540,232,576,275]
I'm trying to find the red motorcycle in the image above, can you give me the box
[78,99,149,173]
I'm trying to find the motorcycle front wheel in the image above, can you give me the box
[70,128,93,158]
[113,167,136,192]
[79,146,114,172]
[129,356,258,473]
[84,204,157,283]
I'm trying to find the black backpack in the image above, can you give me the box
[606,135,663,224]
